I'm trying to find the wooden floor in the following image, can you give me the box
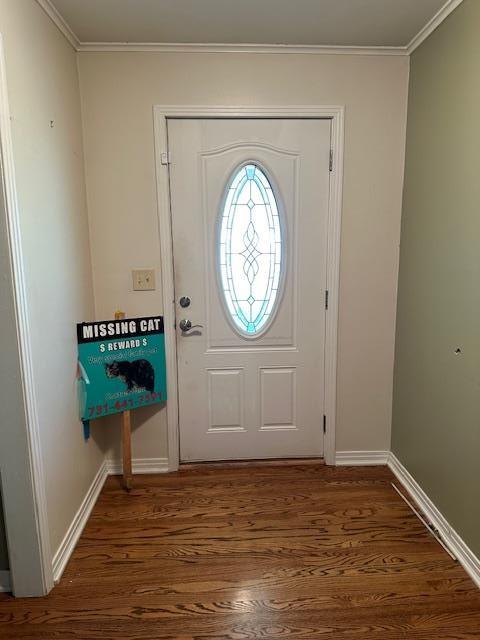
[1,463,480,639]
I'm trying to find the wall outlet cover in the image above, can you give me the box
[132,269,156,291]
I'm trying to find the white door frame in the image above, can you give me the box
[153,105,344,468]
[0,34,53,596]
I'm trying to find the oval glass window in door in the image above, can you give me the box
[218,163,284,336]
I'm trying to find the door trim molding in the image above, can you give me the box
[0,34,54,595]
[153,105,344,468]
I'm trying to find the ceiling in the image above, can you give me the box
[49,0,450,48]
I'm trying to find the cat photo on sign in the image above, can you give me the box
[105,359,155,393]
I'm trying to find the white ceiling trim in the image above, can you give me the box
[78,42,408,56]
[406,0,464,54]
[37,0,464,56]
[36,0,80,49]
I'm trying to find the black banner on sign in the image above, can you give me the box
[77,316,165,344]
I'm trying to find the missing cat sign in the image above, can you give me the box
[77,316,167,435]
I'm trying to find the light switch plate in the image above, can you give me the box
[132,269,156,291]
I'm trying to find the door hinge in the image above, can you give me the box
[160,151,172,165]
[329,149,334,172]
[323,415,327,434]
[325,289,329,310]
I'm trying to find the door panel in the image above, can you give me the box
[168,118,331,461]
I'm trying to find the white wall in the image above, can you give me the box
[78,51,409,459]
[0,0,104,559]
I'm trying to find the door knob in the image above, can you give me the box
[179,319,203,332]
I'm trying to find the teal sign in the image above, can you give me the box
[77,316,167,438]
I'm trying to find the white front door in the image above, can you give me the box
[168,118,331,462]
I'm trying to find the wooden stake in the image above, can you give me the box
[122,409,133,491]
[115,310,133,492]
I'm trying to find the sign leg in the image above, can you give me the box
[122,410,133,491]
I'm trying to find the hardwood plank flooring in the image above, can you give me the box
[0,463,479,639]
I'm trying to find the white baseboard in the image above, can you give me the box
[51,451,479,593]
[52,460,109,583]
[0,570,10,592]
[335,450,390,466]
[51,457,169,584]
[106,457,169,475]
[388,452,480,589]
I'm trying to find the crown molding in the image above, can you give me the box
[407,0,464,54]
[36,0,80,50]
[34,1,407,56]
[37,0,464,57]
[77,42,408,56]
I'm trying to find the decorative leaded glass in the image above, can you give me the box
[218,163,283,336]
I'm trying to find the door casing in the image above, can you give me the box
[153,105,345,469]
[0,33,54,596]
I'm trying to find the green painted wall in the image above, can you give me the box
[392,0,480,557]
